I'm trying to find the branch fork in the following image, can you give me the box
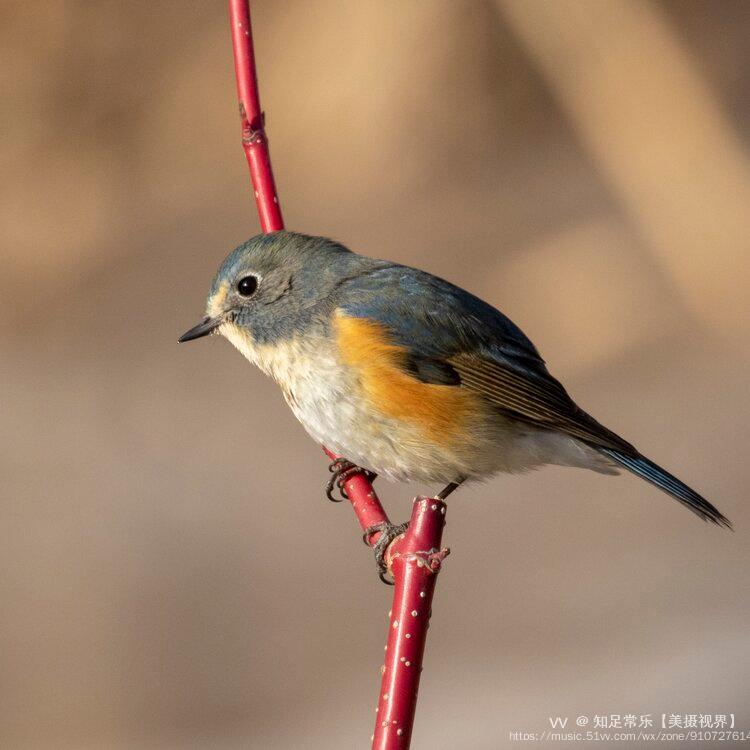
[385,499,450,576]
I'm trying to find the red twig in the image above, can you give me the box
[323,448,391,539]
[227,4,449,747]
[228,0,283,232]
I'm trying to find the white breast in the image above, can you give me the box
[219,321,433,478]
[220,322,357,448]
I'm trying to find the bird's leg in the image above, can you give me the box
[325,457,377,502]
[362,521,410,585]
[436,477,465,500]
[357,478,463,582]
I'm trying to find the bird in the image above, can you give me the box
[180,231,731,570]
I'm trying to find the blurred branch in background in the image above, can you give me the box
[499,0,750,332]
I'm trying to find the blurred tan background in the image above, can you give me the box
[2,1,749,748]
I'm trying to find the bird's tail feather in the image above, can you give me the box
[598,448,732,529]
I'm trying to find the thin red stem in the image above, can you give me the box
[227,5,449,748]
[323,447,390,541]
[228,0,283,232]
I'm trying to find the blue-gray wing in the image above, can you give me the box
[337,264,635,454]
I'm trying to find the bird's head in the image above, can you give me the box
[179,231,360,355]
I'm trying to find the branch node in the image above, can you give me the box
[388,547,451,575]
[238,102,266,144]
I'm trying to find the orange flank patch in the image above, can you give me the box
[334,312,481,445]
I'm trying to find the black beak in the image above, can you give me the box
[178,316,222,343]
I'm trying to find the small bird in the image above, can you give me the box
[180,231,731,565]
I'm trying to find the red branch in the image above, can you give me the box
[228,0,283,232]
[375,499,449,748]
[227,4,449,747]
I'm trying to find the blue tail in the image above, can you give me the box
[598,449,732,529]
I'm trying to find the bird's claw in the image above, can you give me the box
[325,458,377,502]
[362,521,409,584]
[325,458,398,583]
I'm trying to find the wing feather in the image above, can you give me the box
[450,352,636,454]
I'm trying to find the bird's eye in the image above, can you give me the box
[237,275,258,297]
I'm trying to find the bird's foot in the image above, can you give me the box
[325,458,377,502]
[362,521,409,584]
